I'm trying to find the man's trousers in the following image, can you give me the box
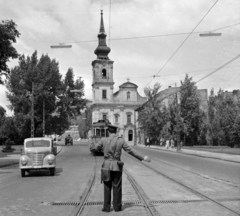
[103,171,122,211]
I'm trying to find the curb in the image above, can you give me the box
[0,160,19,168]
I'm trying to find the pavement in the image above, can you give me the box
[138,144,240,163]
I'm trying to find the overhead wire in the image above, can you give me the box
[139,53,240,110]
[143,0,219,89]
[19,21,240,44]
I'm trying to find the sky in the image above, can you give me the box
[0,0,240,116]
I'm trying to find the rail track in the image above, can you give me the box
[124,153,240,216]
[68,155,161,216]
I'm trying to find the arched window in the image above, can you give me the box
[102,69,107,79]
[128,130,133,141]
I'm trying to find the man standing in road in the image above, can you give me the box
[89,124,151,212]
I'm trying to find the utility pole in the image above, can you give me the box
[175,83,181,151]
[31,82,34,138]
[43,100,45,137]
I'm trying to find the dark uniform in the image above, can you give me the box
[90,132,144,212]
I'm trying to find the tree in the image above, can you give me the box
[138,83,169,144]
[0,105,6,118]
[0,20,20,84]
[180,74,201,145]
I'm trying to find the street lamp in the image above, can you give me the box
[199,32,222,37]
[50,43,72,48]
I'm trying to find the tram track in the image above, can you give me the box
[71,156,98,216]
[124,153,240,216]
[70,155,160,216]
[124,168,160,216]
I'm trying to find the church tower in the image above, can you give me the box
[92,10,114,104]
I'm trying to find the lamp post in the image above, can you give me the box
[50,43,72,48]
[199,32,222,37]
[31,82,34,138]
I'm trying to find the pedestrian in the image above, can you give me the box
[90,124,151,212]
[160,138,163,146]
[165,139,169,149]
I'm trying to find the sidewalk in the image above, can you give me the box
[138,144,240,163]
[0,145,63,168]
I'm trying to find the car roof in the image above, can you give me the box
[24,137,52,142]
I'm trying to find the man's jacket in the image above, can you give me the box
[90,134,144,171]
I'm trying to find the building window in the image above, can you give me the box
[127,91,130,100]
[128,130,133,141]
[115,114,119,123]
[102,114,107,120]
[102,69,107,79]
[102,89,107,99]
[127,114,131,123]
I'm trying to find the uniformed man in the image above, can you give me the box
[89,124,151,212]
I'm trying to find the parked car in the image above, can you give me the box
[65,135,73,145]
[19,137,57,177]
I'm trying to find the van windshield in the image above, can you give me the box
[26,140,50,148]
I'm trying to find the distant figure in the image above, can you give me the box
[165,139,169,149]
[160,138,163,146]
[145,138,150,147]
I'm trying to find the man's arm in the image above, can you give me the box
[89,138,104,152]
[122,139,151,162]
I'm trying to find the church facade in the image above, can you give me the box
[91,11,147,143]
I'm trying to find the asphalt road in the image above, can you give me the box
[0,141,94,216]
[133,146,240,186]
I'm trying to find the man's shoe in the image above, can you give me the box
[114,207,122,212]
[102,208,110,212]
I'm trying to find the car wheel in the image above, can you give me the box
[21,169,25,177]
[50,168,55,176]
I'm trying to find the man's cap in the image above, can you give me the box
[108,124,118,133]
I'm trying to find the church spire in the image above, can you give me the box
[94,10,111,60]
[99,10,105,33]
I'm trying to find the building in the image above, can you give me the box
[91,11,147,144]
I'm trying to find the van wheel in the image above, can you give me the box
[50,168,55,176]
[21,170,25,177]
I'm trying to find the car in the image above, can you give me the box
[19,137,57,177]
[65,135,73,145]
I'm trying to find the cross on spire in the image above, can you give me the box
[127,77,130,82]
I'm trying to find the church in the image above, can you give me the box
[91,11,147,144]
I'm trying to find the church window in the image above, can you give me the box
[102,114,108,120]
[102,89,107,99]
[127,91,130,100]
[127,114,131,123]
[115,114,119,123]
[102,69,107,79]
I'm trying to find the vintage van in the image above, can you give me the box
[19,137,57,177]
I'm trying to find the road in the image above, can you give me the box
[0,141,94,216]
[0,141,239,216]
[133,146,240,186]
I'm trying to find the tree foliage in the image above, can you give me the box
[0,20,20,84]
[180,74,201,145]
[208,89,240,147]
[138,83,170,143]
[5,51,87,143]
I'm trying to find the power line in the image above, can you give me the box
[144,0,219,88]
[139,53,240,110]
[19,20,240,44]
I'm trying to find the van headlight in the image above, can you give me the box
[21,156,28,165]
[47,155,55,165]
